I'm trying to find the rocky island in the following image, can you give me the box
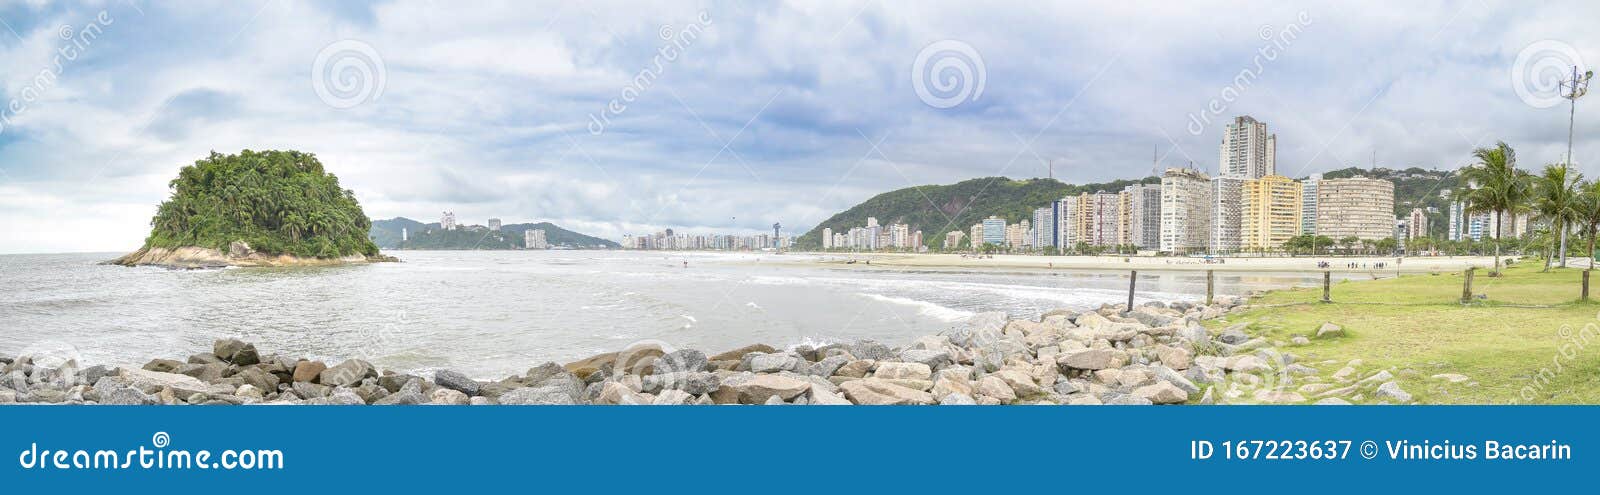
[110,149,395,268]
[0,295,1418,406]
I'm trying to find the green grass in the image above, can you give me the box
[1214,263,1600,404]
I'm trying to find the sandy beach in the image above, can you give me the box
[785,252,1517,274]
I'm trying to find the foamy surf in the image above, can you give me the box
[858,293,975,322]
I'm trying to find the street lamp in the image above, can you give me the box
[1558,66,1591,267]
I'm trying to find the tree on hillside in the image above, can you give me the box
[1458,142,1533,276]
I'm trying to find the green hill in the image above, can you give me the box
[143,149,380,258]
[793,176,1158,250]
[370,218,618,249]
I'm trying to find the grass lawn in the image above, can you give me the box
[1213,261,1600,404]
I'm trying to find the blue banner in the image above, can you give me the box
[0,406,1587,492]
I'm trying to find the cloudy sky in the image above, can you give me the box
[0,0,1597,253]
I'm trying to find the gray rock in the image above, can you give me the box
[499,385,580,405]
[653,349,709,374]
[1101,392,1154,405]
[1218,327,1250,345]
[644,371,720,395]
[1056,349,1130,371]
[1151,365,1200,394]
[524,362,565,384]
[745,353,802,373]
[142,359,184,373]
[433,370,480,396]
[100,387,156,405]
[1177,323,1209,343]
[230,344,261,366]
[805,355,849,377]
[898,349,952,370]
[939,393,977,405]
[374,390,425,405]
[1375,381,1412,403]
[318,359,376,388]
[121,368,210,397]
[1315,322,1344,339]
[80,365,114,386]
[317,389,366,405]
[379,374,420,393]
[848,341,895,361]
[233,367,279,394]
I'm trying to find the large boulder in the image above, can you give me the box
[1134,382,1190,404]
[433,370,480,396]
[653,349,709,374]
[1055,349,1130,371]
[318,359,376,388]
[992,369,1042,397]
[233,367,279,394]
[292,361,327,383]
[873,362,932,381]
[498,385,580,405]
[643,371,720,395]
[745,353,802,373]
[898,349,951,370]
[1376,381,1412,403]
[848,341,895,361]
[120,368,209,397]
[1316,322,1345,339]
[714,374,811,404]
[839,379,935,405]
[976,376,1017,402]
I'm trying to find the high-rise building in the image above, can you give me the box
[1316,177,1396,241]
[970,223,985,251]
[944,230,965,251]
[1054,195,1082,249]
[488,218,502,231]
[525,229,549,249]
[1219,115,1276,179]
[1407,208,1428,240]
[1119,183,1162,250]
[440,211,457,231]
[1241,175,1303,252]
[981,216,1007,247]
[822,228,833,249]
[1032,207,1056,248]
[1088,192,1120,247]
[1005,220,1029,249]
[1211,176,1246,253]
[1160,167,1212,254]
[1301,173,1321,235]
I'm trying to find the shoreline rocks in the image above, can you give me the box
[2,296,1358,406]
[105,245,397,269]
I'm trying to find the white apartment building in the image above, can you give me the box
[1054,195,1081,249]
[1316,177,1395,241]
[1210,176,1246,253]
[1159,167,1212,254]
[1119,183,1162,250]
[1219,115,1276,179]
[525,229,549,249]
[1032,207,1056,248]
[1088,192,1120,247]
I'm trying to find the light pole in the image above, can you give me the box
[1559,66,1591,267]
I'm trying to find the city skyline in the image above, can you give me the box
[1,2,1598,254]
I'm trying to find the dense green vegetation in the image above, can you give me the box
[144,150,379,258]
[369,218,619,249]
[793,176,1159,250]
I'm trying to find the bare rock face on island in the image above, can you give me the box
[108,242,391,269]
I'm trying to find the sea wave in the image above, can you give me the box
[857,293,975,322]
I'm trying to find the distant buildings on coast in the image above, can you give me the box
[620,228,789,251]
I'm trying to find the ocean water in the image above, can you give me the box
[0,250,1346,379]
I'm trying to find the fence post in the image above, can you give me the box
[1127,270,1137,312]
[1205,270,1215,306]
[1584,269,1591,302]
[1461,267,1475,304]
[1322,271,1331,303]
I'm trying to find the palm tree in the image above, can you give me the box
[1533,163,1583,270]
[1458,142,1533,276]
[1576,180,1600,269]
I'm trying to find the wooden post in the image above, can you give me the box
[1461,267,1475,304]
[1322,271,1331,303]
[1584,269,1591,302]
[1205,270,1215,306]
[1127,270,1138,311]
